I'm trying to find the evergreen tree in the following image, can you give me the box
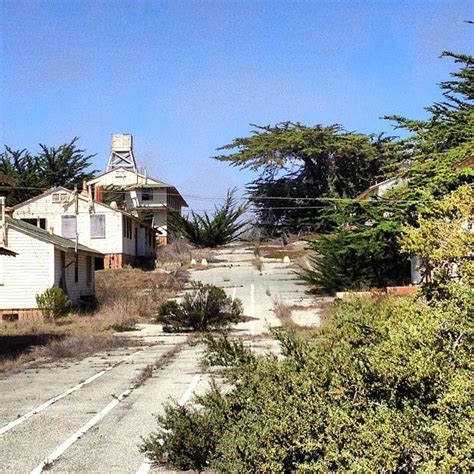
[0,138,97,206]
[215,123,397,233]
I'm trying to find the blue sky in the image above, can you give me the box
[0,0,472,211]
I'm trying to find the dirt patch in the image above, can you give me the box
[0,266,186,376]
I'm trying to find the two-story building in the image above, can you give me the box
[12,187,156,269]
[87,167,187,245]
[86,134,188,245]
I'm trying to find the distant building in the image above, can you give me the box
[86,134,188,245]
[12,187,156,269]
[357,177,405,200]
[0,211,101,320]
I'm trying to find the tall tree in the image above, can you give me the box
[37,137,97,189]
[0,138,97,206]
[385,51,474,199]
[0,147,42,205]
[214,123,397,233]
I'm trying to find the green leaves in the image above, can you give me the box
[143,290,473,471]
[156,282,244,331]
[0,138,97,206]
[168,188,249,247]
[215,122,396,233]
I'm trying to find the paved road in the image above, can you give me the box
[0,246,319,473]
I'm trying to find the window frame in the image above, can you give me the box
[141,187,154,201]
[86,256,93,286]
[61,215,77,239]
[90,214,106,239]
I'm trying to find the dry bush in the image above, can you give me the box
[156,239,193,265]
[252,257,263,272]
[30,334,136,359]
[156,239,215,269]
[95,267,187,321]
[273,300,294,327]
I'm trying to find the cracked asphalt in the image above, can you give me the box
[0,246,320,473]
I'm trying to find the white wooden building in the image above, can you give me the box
[0,214,101,320]
[87,167,187,245]
[12,187,156,269]
[86,134,188,245]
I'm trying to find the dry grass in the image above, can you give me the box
[273,300,294,328]
[252,257,264,273]
[156,239,213,270]
[0,267,188,376]
[260,246,307,260]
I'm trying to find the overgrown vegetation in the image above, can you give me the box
[168,188,249,247]
[156,282,244,332]
[298,49,473,292]
[35,287,71,320]
[143,282,473,471]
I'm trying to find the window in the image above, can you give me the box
[61,216,77,239]
[141,187,153,201]
[20,218,46,229]
[52,192,68,203]
[74,257,79,283]
[86,256,93,286]
[90,214,106,239]
[123,216,133,239]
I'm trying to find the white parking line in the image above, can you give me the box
[250,283,256,335]
[0,349,144,436]
[136,374,202,474]
[31,388,133,474]
[231,285,237,301]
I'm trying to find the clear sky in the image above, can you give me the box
[1,0,472,211]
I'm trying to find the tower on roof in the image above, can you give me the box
[106,134,137,172]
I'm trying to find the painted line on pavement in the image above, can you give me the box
[31,387,133,474]
[136,374,202,474]
[0,349,144,436]
[231,285,237,301]
[250,283,256,335]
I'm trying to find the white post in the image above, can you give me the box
[0,196,5,246]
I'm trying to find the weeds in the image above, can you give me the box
[252,257,263,273]
[273,300,294,327]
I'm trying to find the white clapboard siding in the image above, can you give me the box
[0,227,54,309]
[14,190,124,255]
[54,249,95,304]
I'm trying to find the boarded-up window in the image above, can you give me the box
[61,216,77,239]
[90,214,106,239]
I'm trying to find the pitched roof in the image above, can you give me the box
[87,167,170,187]
[357,177,402,200]
[6,217,102,255]
[87,167,189,207]
[12,186,154,227]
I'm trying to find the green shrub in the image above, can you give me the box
[301,207,410,293]
[36,287,71,320]
[156,282,244,331]
[144,287,473,471]
[168,188,249,247]
[203,333,255,367]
